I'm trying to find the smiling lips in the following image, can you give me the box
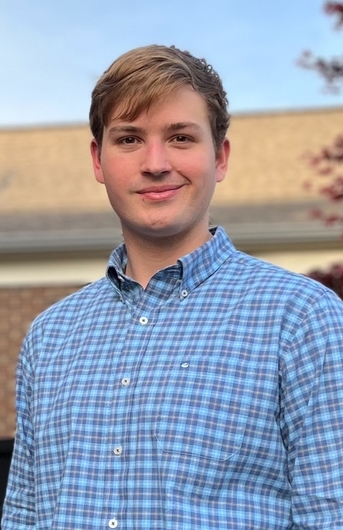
[136,184,184,201]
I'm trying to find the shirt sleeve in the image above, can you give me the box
[280,290,343,529]
[1,334,36,529]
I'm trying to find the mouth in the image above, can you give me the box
[136,184,184,201]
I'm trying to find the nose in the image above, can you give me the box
[140,141,172,177]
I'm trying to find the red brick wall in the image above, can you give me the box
[0,285,82,437]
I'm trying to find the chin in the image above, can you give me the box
[138,222,188,240]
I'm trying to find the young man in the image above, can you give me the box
[3,45,343,529]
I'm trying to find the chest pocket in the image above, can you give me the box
[153,355,253,497]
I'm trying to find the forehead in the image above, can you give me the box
[108,85,210,126]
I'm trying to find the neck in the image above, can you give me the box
[123,228,212,289]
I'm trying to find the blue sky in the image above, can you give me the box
[1,0,342,127]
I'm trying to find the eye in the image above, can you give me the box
[119,136,138,145]
[173,135,190,143]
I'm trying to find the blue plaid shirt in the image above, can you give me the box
[3,227,343,529]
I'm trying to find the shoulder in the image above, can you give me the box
[214,228,335,304]
[215,248,343,338]
[230,249,336,300]
[19,277,120,370]
[26,277,113,337]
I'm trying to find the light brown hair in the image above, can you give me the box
[89,44,230,152]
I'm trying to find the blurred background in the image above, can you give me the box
[0,0,343,511]
[1,0,342,125]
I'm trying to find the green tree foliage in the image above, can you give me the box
[299,2,343,299]
[299,2,343,228]
[307,263,343,299]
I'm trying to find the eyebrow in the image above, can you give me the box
[108,122,203,136]
[162,122,203,133]
[108,125,144,135]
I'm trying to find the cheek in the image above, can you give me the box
[187,149,216,173]
[177,157,209,179]
[100,159,129,189]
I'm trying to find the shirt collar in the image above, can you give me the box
[106,226,236,294]
[177,227,235,293]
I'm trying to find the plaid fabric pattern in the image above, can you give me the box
[3,227,343,529]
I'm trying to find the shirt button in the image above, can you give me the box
[181,289,188,298]
[121,377,130,386]
[139,316,148,325]
[108,518,118,528]
[113,446,123,456]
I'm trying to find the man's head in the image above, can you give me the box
[89,44,230,152]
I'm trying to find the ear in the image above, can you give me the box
[215,138,230,184]
[90,138,105,184]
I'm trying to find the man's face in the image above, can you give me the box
[91,85,229,245]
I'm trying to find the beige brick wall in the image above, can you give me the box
[1,107,343,214]
[213,108,343,205]
[0,126,111,213]
[0,285,81,437]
